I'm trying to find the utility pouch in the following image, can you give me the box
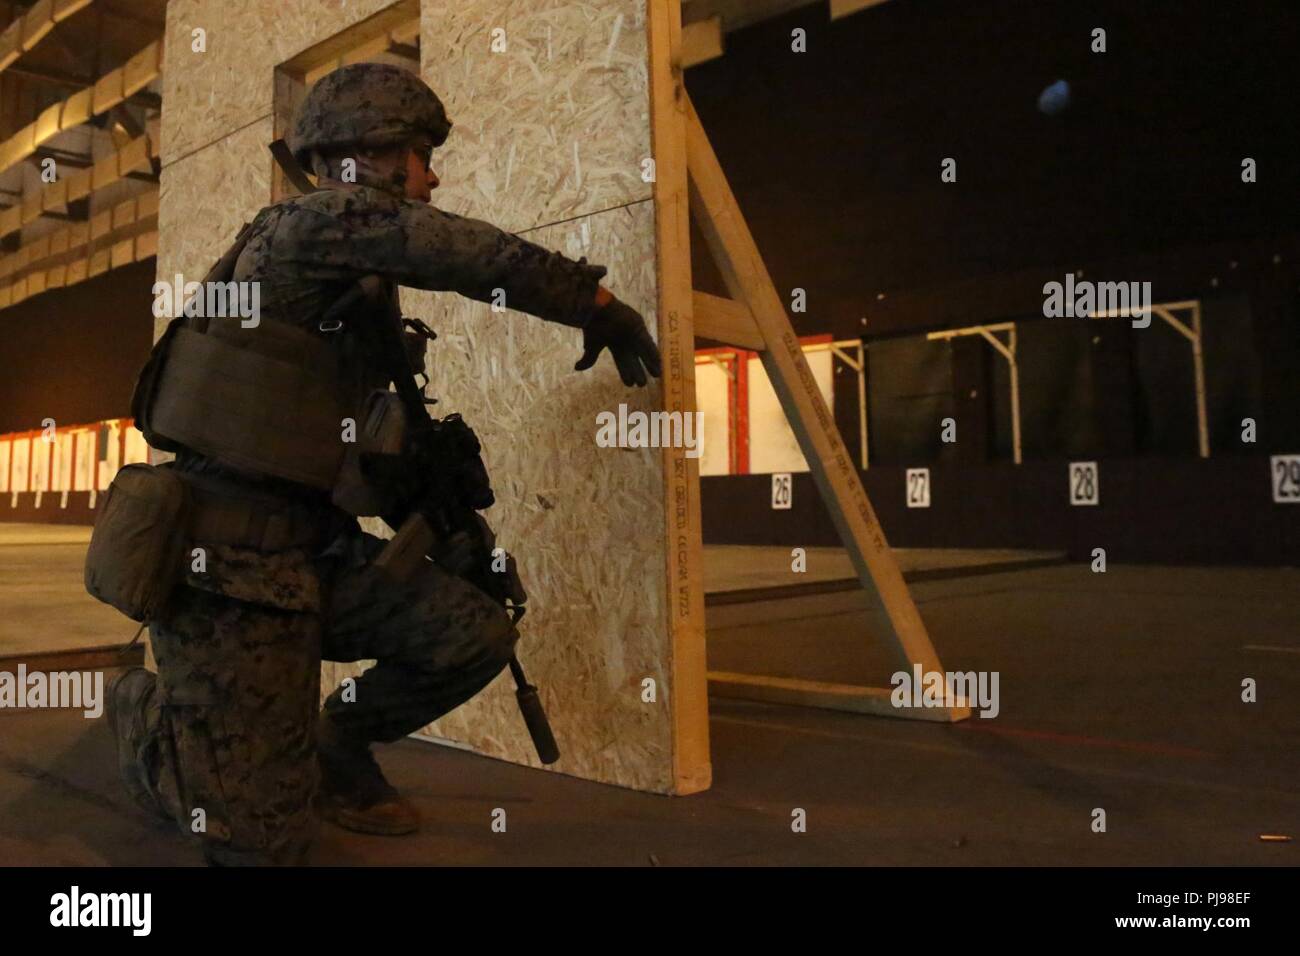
[84,464,192,622]
[330,389,410,517]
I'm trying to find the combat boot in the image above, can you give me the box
[317,716,420,836]
[105,666,169,820]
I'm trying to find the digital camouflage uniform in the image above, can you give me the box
[114,64,611,865]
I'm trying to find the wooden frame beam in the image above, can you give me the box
[0,126,157,240]
[0,0,96,75]
[0,36,161,179]
[278,0,419,86]
[693,289,764,350]
[681,13,722,68]
[829,0,891,19]
[684,92,966,721]
[710,672,967,721]
[648,0,713,793]
[6,63,93,87]
[0,185,157,310]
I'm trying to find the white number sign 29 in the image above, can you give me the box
[1272,455,1300,504]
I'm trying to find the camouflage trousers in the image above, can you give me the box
[123,529,519,865]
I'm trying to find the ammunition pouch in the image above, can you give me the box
[419,414,495,511]
[85,464,192,622]
[84,463,345,622]
[182,471,340,553]
[330,389,409,517]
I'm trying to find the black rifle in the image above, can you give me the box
[326,276,560,765]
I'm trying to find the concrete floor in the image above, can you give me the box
[0,524,1063,655]
[703,543,1066,594]
[1,560,1296,865]
[0,524,129,658]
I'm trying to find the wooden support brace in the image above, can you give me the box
[710,672,969,722]
[681,14,722,68]
[693,289,764,350]
[830,0,892,19]
[684,93,965,720]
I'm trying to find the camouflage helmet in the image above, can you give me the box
[289,63,452,167]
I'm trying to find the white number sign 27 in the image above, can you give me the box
[906,468,931,508]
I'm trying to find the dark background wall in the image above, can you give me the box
[2,1,1297,560]
[703,459,1300,566]
[687,0,1300,563]
[0,259,156,435]
[687,0,1300,328]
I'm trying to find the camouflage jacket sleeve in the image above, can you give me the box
[285,188,608,327]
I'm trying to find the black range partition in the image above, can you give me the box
[701,457,1300,566]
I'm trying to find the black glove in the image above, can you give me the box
[574,298,662,387]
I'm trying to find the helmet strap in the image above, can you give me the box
[314,146,409,198]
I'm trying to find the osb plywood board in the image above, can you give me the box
[421,0,654,234]
[323,199,676,793]
[160,0,403,164]
[154,116,272,339]
[158,0,698,794]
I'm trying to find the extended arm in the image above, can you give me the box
[289,192,661,384]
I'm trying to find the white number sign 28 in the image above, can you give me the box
[1069,461,1099,506]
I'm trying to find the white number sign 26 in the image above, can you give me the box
[771,472,793,510]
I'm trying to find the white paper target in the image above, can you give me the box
[694,358,732,476]
[747,348,833,474]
